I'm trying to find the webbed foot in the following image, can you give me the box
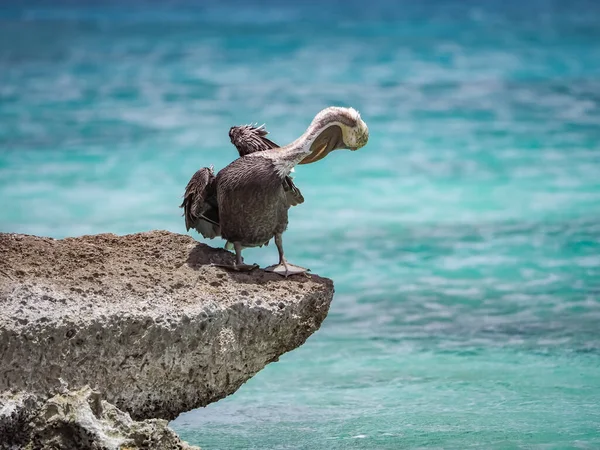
[265,262,310,277]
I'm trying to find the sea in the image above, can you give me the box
[1,0,599,448]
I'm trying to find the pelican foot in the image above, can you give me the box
[213,263,259,272]
[264,262,310,278]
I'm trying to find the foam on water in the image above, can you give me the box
[1,0,600,448]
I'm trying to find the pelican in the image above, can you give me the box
[180,106,369,277]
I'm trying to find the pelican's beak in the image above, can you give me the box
[298,141,329,165]
[298,125,345,165]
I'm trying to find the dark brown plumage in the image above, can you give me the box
[228,124,278,156]
[180,124,302,242]
[229,124,304,206]
[179,166,220,239]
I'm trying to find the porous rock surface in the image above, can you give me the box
[0,231,334,448]
[1,387,198,449]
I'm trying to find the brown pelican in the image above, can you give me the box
[181,106,369,277]
[180,124,302,243]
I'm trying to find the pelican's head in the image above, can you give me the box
[298,106,369,165]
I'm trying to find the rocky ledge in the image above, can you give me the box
[0,231,334,449]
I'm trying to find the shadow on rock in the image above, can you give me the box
[185,242,323,286]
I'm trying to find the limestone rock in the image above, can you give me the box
[0,391,38,447]
[1,387,199,449]
[0,230,334,445]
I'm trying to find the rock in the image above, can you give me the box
[1,387,198,450]
[0,391,38,447]
[0,231,334,447]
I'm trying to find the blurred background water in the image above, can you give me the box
[2,0,600,448]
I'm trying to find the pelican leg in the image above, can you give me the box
[265,234,310,277]
[214,242,258,272]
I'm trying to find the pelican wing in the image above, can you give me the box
[229,124,279,156]
[180,167,221,239]
[282,175,304,206]
[229,124,304,206]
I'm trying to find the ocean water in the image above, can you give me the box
[2,0,600,448]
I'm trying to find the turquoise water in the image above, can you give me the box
[2,1,600,448]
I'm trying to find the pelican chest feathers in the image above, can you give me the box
[180,106,369,277]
